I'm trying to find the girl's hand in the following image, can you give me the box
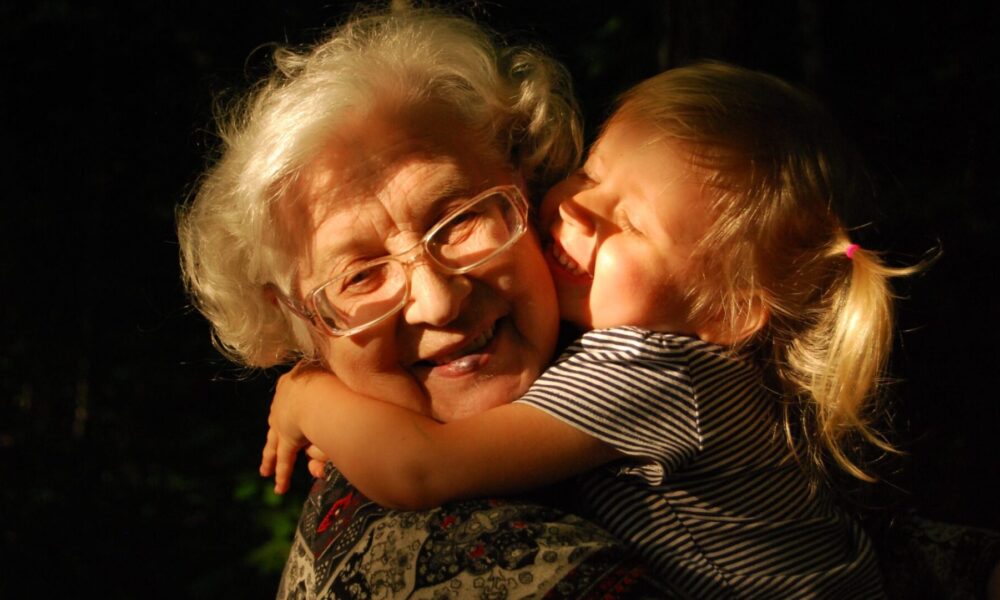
[259,363,327,494]
[259,437,331,494]
[305,444,330,479]
[260,426,304,494]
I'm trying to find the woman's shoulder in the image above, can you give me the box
[278,465,670,599]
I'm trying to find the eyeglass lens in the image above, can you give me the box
[313,190,523,333]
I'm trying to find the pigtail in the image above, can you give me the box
[601,61,934,484]
[780,241,916,482]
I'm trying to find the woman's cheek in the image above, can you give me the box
[512,237,559,351]
[324,335,430,416]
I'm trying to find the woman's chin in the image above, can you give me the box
[432,392,511,422]
[423,317,541,421]
[428,366,534,422]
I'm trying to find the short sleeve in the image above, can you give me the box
[517,327,704,486]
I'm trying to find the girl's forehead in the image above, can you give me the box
[590,117,695,179]
[590,117,670,164]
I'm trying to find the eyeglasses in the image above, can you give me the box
[274,185,529,337]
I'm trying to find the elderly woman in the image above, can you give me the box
[179,7,664,599]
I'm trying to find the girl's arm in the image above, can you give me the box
[259,365,622,509]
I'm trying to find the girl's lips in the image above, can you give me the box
[545,242,593,284]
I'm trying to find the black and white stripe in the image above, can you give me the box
[517,327,884,599]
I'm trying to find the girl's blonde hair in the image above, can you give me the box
[177,6,581,367]
[615,61,921,482]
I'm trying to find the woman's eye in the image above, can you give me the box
[438,211,484,244]
[448,211,478,227]
[346,269,369,286]
[339,266,384,294]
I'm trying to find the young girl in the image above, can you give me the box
[262,62,914,598]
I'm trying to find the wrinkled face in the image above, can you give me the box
[290,104,558,422]
[540,116,713,334]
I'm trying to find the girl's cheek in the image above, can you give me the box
[550,219,568,247]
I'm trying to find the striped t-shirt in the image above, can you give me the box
[517,327,884,599]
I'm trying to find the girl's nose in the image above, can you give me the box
[557,197,597,235]
[403,263,472,327]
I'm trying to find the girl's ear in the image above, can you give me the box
[697,294,769,346]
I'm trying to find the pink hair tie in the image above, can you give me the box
[845,243,860,259]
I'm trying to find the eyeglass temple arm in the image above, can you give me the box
[265,283,313,320]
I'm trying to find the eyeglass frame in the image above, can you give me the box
[269,184,530,338]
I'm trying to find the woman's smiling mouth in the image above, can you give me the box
[430,321,497,366]
[410,319,502,377]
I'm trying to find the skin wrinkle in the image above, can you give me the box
[301,148,482,281]
[291,107,458,275]
[291,102,558,423]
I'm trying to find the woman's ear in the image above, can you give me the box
[513,168,533,205]
[697,294,769,346]
[512,168,527,190]
[262,284,280,307]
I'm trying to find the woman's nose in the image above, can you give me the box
[403,263,472,327]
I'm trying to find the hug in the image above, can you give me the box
[179,5,1000,599]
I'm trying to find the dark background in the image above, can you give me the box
[2,1,997,598]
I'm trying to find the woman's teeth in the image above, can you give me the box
[433,322,496,366]
[553,244,589,277]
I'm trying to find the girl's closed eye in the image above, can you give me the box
[614,206,642,235]
[571,172,591,189]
